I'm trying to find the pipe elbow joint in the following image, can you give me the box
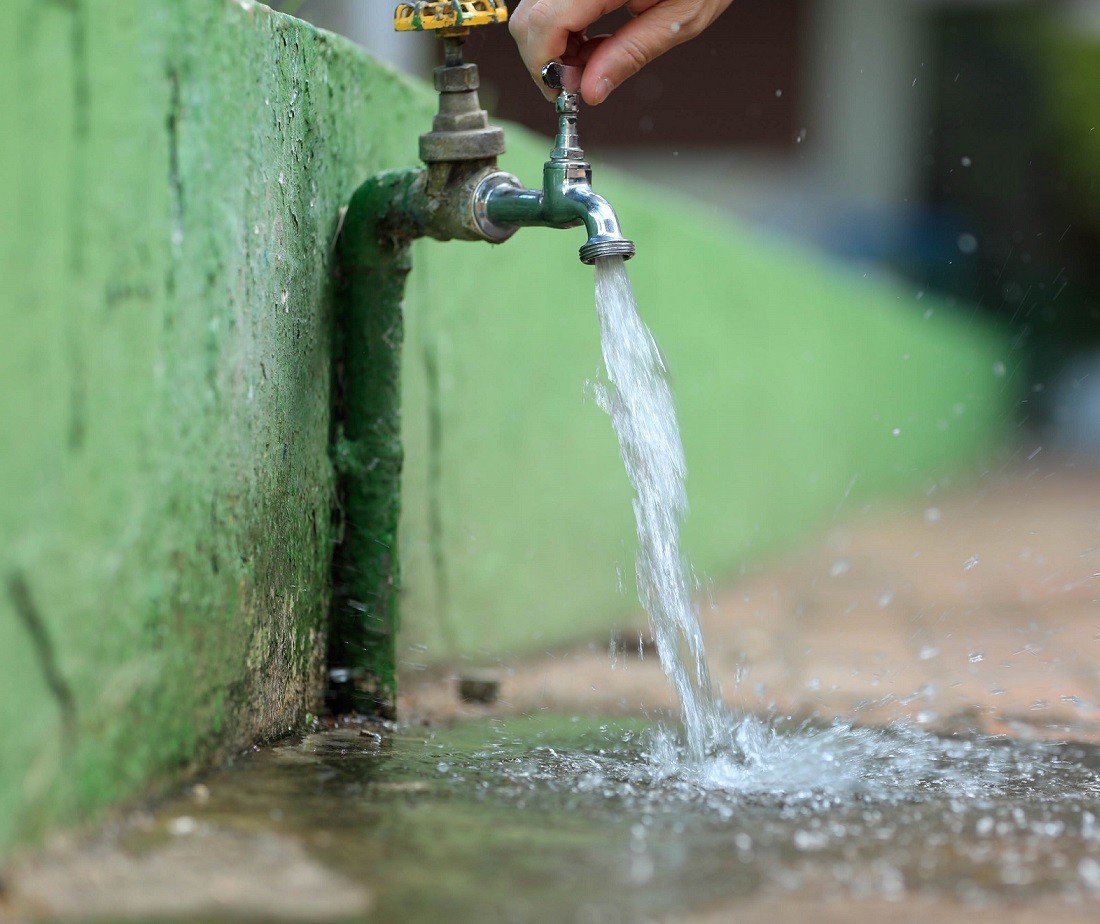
[563,187,636,265]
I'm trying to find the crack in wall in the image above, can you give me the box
[7,572,78,743]
[43,0,90,276]
[40,0,91,454]
[165,65,184,298]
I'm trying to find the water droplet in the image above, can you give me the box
[829,559,850,577]
[891,427,901,437]
[960,155,972,167]
[877,591,893,608]
[963,555,980,572]
[968,652,984,663]
[992,360,1006,377]
[919,645,938,661]
[924,507,942,524]
[775,88,783,97]
[957,232,978,255]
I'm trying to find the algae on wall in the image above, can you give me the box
[0,0,434,857]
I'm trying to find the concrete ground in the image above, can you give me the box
[5,457,1100,923]
[402,457,1100,747]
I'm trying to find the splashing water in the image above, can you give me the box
[590,257,1095,799]
[592,256,725,761]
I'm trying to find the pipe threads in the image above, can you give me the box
[579,238,636,265]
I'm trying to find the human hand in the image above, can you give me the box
[509,0,735,106]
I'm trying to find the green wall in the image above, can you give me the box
[397,139,1015,664]
[0,0,429,858]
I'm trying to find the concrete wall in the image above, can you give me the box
[0,0,430,858]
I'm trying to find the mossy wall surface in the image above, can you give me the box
[0,0,428,858]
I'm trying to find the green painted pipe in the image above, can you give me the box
[331,147,518,713]
[332,169,423,716]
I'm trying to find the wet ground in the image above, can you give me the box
[5,459,1100,922]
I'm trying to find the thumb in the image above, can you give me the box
[580,1,709,106]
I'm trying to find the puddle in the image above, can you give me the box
[11,715,1100,922]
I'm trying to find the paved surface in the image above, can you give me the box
[402,459,1100,747]
[6,459,1100,923]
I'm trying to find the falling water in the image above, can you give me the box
[590,257,1100,805]
[592,257,725,760]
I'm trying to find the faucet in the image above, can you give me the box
[474,63,636,264]
[388,3,634,264]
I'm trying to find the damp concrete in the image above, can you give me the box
[6,459,1100,923]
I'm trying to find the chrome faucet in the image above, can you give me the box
[474,63,636,264]
[377,6,634,265]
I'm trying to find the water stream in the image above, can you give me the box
[590,256,1100,801]
[592,256,723,761]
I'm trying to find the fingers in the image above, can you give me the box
[624,0,665,16]
[572,33,610,67]
[509,0,735,108]
[510,0,624,98]
[579,0,726,105]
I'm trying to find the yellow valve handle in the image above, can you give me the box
[394,1,508,35]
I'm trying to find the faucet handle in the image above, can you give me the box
[543,62,583,160]
[541,62,582,94]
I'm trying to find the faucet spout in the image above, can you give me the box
[476,170,635,265]
[563,185,636,265]
[472,62,635,264]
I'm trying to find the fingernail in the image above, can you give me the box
[592,77,614,105]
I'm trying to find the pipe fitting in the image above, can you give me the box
[419,163,516,244]
[472,171,523,244]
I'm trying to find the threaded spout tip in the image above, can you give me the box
[579,238,636,265]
